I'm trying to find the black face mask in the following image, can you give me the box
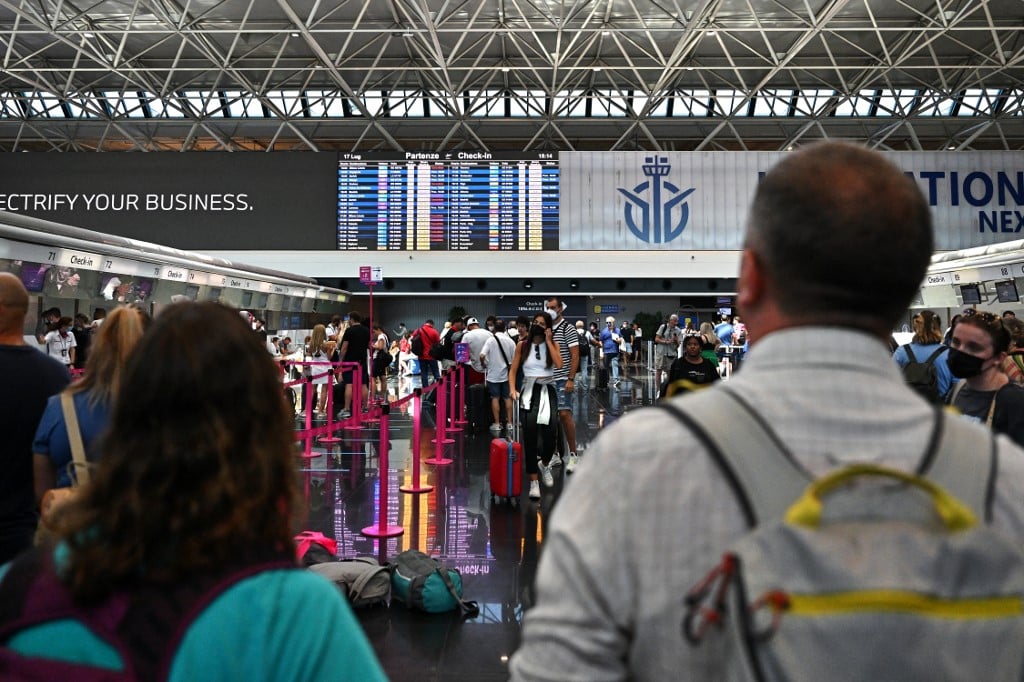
[947,348,987,379]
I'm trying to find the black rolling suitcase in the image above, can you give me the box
[466,382,491,434]
[596,364,609,391]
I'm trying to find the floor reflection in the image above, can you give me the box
[295,361,659,681]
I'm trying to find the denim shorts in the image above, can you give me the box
[486,380,510,400]
[554,378,572,411]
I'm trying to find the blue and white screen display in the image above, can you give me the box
[336,152,558,251]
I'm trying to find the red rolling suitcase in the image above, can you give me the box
[490,406,522,504]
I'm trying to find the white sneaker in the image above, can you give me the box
[540,462,554,487]
[489,422,502,433]
[566,452,579,473]
[528,479,541,499]
[549,453,562,467]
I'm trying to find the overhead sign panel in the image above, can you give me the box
[560,151,1024,251]
[0,154,337,250]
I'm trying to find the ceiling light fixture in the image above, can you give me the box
[291,32,299,37]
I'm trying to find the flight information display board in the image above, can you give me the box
[336,152,558,251]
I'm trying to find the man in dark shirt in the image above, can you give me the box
[34,307,60,345]
[662,335,720,398]
[0,273,70,564]
[71,313,92,370]
[338,311,372,418]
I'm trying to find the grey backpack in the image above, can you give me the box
[310,557,392,608]
[661,386,1024,682]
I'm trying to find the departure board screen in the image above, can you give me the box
[336,152,558,251]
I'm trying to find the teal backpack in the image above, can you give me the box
[660,386,1024,682]
[390,550,479,618]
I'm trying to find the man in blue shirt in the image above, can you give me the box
[599,316,622,387]
[714,314,735,365]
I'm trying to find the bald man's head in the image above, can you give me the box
[0,272,28,312]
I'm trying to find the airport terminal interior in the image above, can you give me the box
[2,0,1023,679]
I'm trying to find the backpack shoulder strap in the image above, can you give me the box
[919,410,997,523]
[492,332,512,368]
[949,379,966,405]
[661,390,995,528]
[350,562,390,601]
[657,387,812,528]
[924,346,946,365]
[126,558,296,680]
[901,344,918,363]
[433,567,479,619]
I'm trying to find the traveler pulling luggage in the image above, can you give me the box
[490,404,523,504]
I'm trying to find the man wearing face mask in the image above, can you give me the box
[544,298,581,472]
[599,316,622,388]
[947,310,1024,446]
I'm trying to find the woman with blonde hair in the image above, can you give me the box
[697,321,722,367]
[33,305,150,501]
[305,323,334,416]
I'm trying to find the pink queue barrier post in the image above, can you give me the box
[425,371,454,466]
[400,389,434,494]
[446,368,463,433]
[318,369,342,446]
[452,363,468,426]
[432,368,455,445]
[361,404,404,538]
[298,378,317,459]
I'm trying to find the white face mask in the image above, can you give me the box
[545,307,558,320]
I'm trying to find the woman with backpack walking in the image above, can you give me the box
[892,309,953,404]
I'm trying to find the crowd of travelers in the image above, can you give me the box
[6,142,1024,680]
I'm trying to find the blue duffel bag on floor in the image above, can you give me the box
[390,550,479,618]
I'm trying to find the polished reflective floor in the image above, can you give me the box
[294,359,658,682]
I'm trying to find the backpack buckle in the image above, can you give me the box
[747,590,790,642]
[683,554,737,644]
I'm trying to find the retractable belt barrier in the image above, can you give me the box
[282,359,456,506]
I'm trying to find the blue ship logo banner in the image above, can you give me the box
[617,156,696,244]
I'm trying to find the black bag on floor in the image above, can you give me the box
[596,365,609,391]
[467,383,491,433]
